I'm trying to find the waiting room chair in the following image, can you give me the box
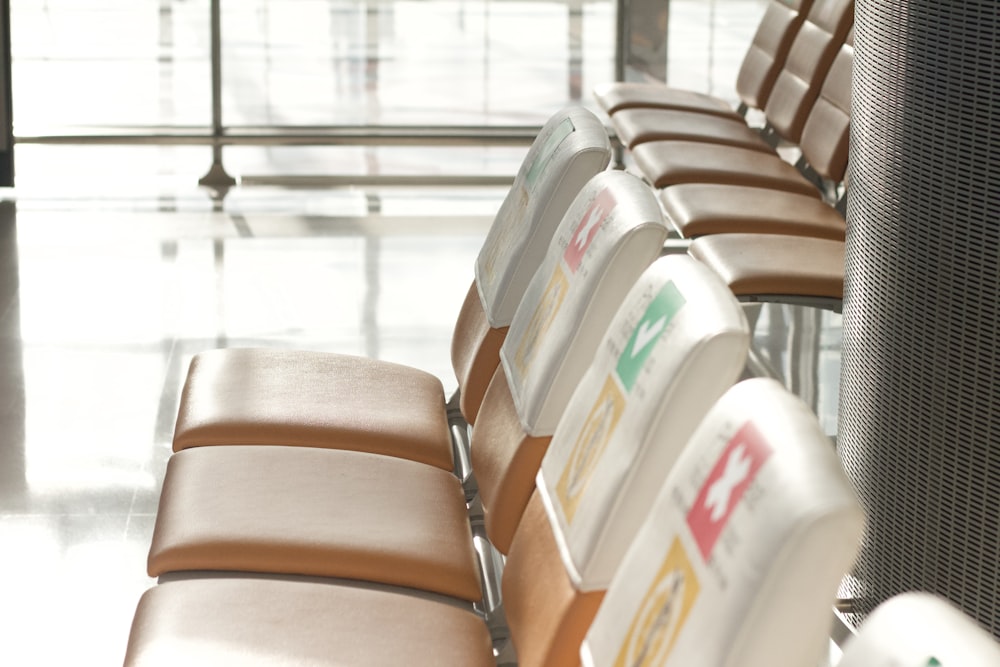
[169,106,612,484]
[579,377,863,667]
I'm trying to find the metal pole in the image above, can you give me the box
[614,0,628,81]
[0,0,14,186]
[198,0,236,189]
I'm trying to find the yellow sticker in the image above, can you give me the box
[555,375,626,523]
[614,538,700,667]
[513,265,569,375]
[480,186,529,286]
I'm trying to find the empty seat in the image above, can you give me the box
[689,233,846,303]
[146,172,672,600]
[170,107,612,478]
[124,378,862,667]
[580,378,864,666]
[663,184,846,239]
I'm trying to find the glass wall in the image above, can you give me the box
[8,0,766,183]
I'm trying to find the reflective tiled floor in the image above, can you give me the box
[0,1,823,664]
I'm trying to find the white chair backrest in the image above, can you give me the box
[838,593,1000,667]
[501,170,668,437]
[476,107,613,328]
[580,378,864,667]
[537,255,749,590]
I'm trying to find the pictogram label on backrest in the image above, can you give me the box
[555,375,626,523]
[613,537,700,667]
[564,188,616,273]
[686,421,772,562]
[513,265,570,375]
[477,118,575,290]
[525,118,575,187]
[615,281,685,392]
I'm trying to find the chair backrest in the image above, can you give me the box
[475,107,612,329]
[798,28,854,182]
[735,0,814,110]
[453,107,612,423]
[838,593,1000,666]
[580,378,864,667]
[536,254,749,591]
[501,170,668,436]
[472,171,668,554]
[763,0,854,142]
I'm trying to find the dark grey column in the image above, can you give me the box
[0,0,13,186]
[840,0,1000,637]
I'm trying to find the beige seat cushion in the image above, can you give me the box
[124,578,494,667]
[148,446,482,602]
[689,233,844,300]
[632,140,822,195]
[661,184,845,240]
[173,348,454,471]
[611,108,775,151]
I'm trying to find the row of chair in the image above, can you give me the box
[123,157,862,667]
[599,0,853,310]
[120,100,1000,663]
[120,1,1000,663]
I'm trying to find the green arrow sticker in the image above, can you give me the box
[616,281,685,392]
[926,659,942,667]
[525,118,575,187]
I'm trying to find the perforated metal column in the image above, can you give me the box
[840,1,1000,637]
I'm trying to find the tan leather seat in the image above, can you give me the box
[175,349,455,470]
[148,445,484,601]
[689,233,845,300]
[661,183,845,240]
[610,108,777,151]
[594,0,812,116]
[124,578,496,667]
[632,140,823,194]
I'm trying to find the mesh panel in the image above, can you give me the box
[840,0,1000,638]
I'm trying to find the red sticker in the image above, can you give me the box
[564,188,616,272]
[686,421,772,561]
